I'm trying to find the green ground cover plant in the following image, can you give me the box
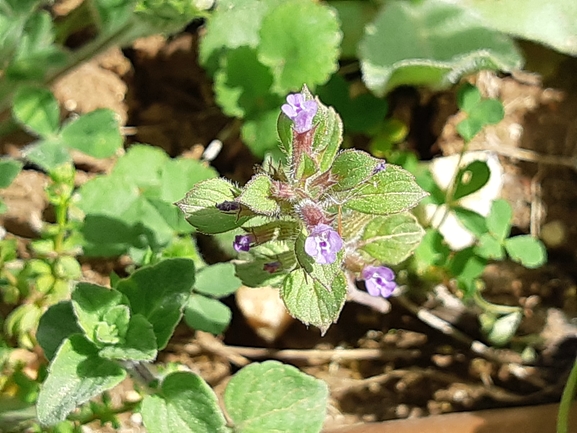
[0,0,572,431]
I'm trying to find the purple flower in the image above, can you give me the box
[304,224,343,265]
[373,161,387,174]
[233,234,256,252]
[281,93,318,133]
[362,266,397,298]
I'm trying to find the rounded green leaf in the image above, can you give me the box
[141,371,229,433]
[60,109,122,159]
[23,139,71,172]
[344,165,427,215]
[194,263,242,298]
[36,301,82,362]
[199,0,274,75]
[457,82,482,112]
[475,233,505,260]
[176,178,253,234]
[452,160,491,201]
[486,199,512,240]
[237,174,280,215]
[360,213,425,265]
[281,268,346,334]
[329,149,381,192]
[184,295,232,335]
[359,0,523,96]
[116,258,196,350]
[224,360,328,433]
[258,0,342,93]
[460,0,577,56]
[12,86,59,138]
[37,335,126,426]
[504,235,547,269]
[0,159,23,188]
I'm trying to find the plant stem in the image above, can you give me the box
[557,355,577,433]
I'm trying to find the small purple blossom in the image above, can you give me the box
[233,234,256,252]
[281,93,318,133]
[216,200,240,212]
[304,224,343,265]
[362,266,397,298]
[373,161,387,174]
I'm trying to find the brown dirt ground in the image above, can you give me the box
[2,27,577,432]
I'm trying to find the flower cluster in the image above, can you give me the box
[230,92,398,298]
[281,93,318,133]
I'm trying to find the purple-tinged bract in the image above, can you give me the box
[362,266,397,298]
[304,224,343,265]
[281,93,318,133]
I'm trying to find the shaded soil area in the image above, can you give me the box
[2,26,577,432]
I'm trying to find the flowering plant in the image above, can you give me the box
[177,87,427,332]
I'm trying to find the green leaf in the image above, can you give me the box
[176,178,253,234]
[258,0,342,93]
[141,371,229,433]
[281,268,346,334]
[457,82,482,113]
[224,360,328,433]
[459,0,577,56]
[214,46,279,119]
[184,295,232,335]
[241,108,282,157]
[99,314,157,361]
[486,199,512,240]
[0,159,22,188]
[317,74,389,133]
[158,158,217,203]
[358,0,523,96]
[71,283,128,345]
[452,160,491,201]
[199,0,275,75]
[6,11,67,81]
[23,139,70,171]
[60,109,122,159]
[77,146,216,256]
[360,213,425,265]
[329,149,381,192]
[194,263,242,298]
[475,233,505,260]
[413,228,451,272]
[343,165,427,215]
[472,98,504,125]
[237,174,280,216]
[234,242,294,288]
[116,258,195,350]
[504,235,547,269]
[449,247,487,296]
[36,301,82,362]
[312,95,343,172]
[112,145,168,191]
[36,335,126,426]
[453,207,487,237]
[12,86,59,138]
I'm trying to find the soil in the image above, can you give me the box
[2,25,577,433]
